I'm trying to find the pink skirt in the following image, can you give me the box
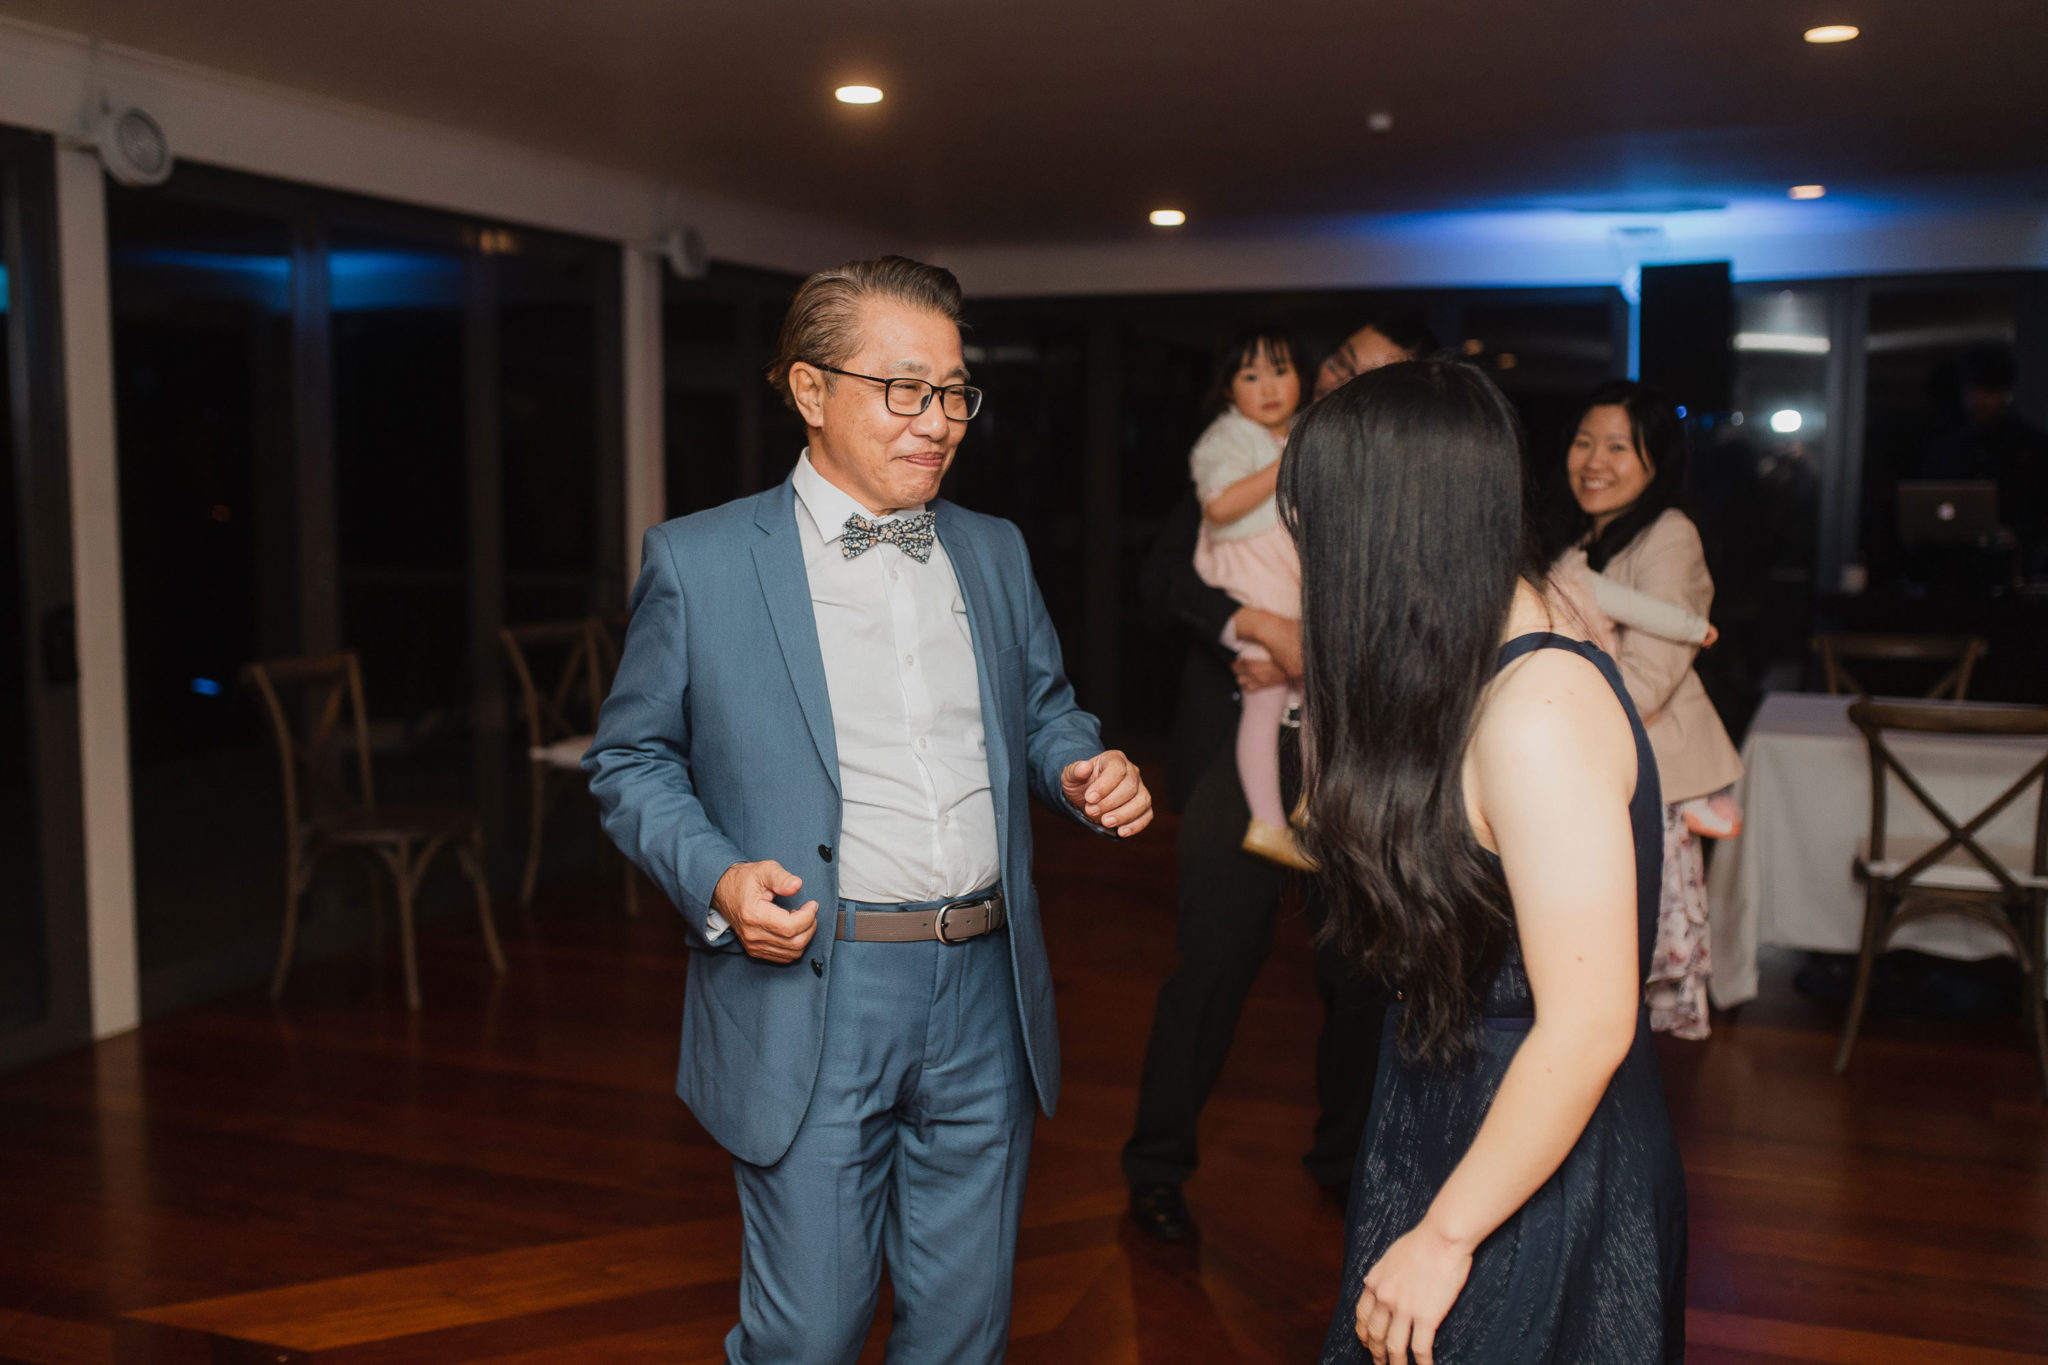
[1194,521,1300,662]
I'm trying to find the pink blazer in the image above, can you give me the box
[1598,510,1744,804]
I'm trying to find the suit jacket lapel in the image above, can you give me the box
[752,482,840,793]
[936,505,1013,853]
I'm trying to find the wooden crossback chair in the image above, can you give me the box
[243,651,506,1010]
[1813,632,1989,700]
[498,618,635,913]
[1836,698,2048,1096]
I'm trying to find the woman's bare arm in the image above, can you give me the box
[1352,648,1640,1363]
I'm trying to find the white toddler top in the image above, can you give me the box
[1189,408,1286,542]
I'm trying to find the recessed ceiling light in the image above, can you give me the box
[1367,111,1394,133]
[1770,409,1804,434]
[1149,209,1186,227]
[1789,184,1826,199]
[835,85,884,105]
[1803,24,1859,43]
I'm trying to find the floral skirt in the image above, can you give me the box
[1646,804,1710,1040]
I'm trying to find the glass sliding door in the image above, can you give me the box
[0,127,88,1070]
[499,242,610,625]
[330,225,470,806]
[106,185,302,1015]
[104,163,627,1014]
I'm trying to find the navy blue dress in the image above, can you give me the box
[1321,634,1687,1363]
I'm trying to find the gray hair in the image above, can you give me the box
[768,255,965,409]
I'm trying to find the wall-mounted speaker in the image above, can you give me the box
[93,105,174,188]
[1638,261,1732,414]
[657,226,708,281]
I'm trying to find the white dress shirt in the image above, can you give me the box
[788,453,1001,904]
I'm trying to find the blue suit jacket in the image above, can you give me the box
[585,475,1106,1166]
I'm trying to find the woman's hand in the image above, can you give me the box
[1354,1221,1472,1364]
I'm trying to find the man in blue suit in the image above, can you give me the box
[586,255,1152,1364]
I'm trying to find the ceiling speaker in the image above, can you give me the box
[94,105,174,188]
[658,225,708,280]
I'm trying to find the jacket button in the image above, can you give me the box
[811,959,824,977]
[818,844,832,862]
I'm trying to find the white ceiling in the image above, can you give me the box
[7,0,2045,244]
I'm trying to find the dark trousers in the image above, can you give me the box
[1122,730,1387,1189]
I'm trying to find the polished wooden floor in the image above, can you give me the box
[2,801,2045,1363]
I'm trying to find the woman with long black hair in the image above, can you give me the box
[1283,361,1685,1364]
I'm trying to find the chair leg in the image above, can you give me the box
[1834,881,1890,1074]
[270,846,306,1002]
[461,837,508,976]
[519,764,546,908]
[2026,894,2048,1101]
[387,844,423,1012]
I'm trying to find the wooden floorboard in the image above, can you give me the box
[0,800,2044,1362]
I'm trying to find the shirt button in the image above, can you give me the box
[905,653,916,667]
[941,814,951,827]
[917,737,929,750]
[890,570,900,582]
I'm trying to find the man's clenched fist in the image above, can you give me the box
[1060,750,1154,838]
[712,860,820,963]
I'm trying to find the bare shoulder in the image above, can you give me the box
[1471,646,1636,791]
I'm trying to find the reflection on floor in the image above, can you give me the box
[0,803,2044,1363]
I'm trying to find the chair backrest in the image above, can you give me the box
[1847,698,2048,890]
[1814,632,1989,700]
[242,652,377,839]
[498,618,610,751]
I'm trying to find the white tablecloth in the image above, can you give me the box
[1706,691,2048,1008]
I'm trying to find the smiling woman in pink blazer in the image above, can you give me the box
[1548,382,1741,1041]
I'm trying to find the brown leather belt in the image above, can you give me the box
[835,892,1006,944]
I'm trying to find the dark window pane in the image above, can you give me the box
[500,247,602,624]
[107,188,297,1003]
[0,185,49,1035]
[331,228,469,800]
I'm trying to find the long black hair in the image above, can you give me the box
[1203,323,1304,421]
[1540,380,1690,570]
[1278,359,1548,1066]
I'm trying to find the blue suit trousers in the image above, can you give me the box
[724,910,1035,1365]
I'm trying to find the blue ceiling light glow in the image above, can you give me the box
[116,247,293,312]
[120,247,292,280]
[190,677,224,696]
[0,263,10,313]
[329,249,464,311]
[114,246,464,312]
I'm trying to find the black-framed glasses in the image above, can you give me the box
[809,363,984,421]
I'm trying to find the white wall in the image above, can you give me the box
[934,200,2048,299]
[53,144,138,1040]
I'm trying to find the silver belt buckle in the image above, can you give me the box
[934,893,999,945]
[934,899,975,945]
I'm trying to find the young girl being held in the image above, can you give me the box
[1189,327,1310,870]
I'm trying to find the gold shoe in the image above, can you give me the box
[1242,819,1316,872]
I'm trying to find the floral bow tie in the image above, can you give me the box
[841,511,937,563]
